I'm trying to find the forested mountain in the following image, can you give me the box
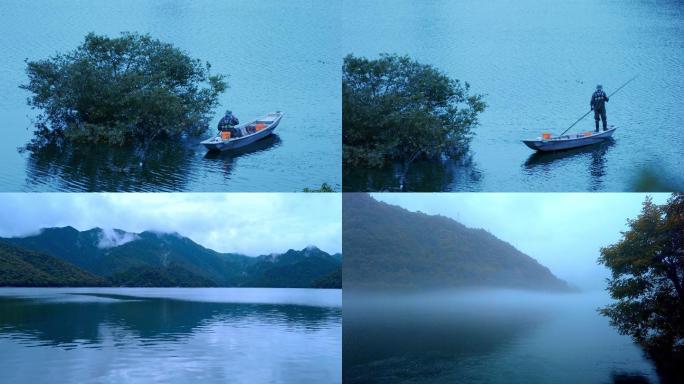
[343,194,570,291]
[1,227,341,288]
[312,269,342,288]
[0,241,107,287]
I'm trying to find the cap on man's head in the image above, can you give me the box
[225,110,232,115]
[596,84,603,90]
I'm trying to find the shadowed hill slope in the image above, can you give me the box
[343,193,570,291]
[0,241,107,287]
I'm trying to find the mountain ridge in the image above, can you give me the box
[343,193,571,291]
[1,227,341,288]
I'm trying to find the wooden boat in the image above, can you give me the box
[201,112,283,152]
[522,126,616,152]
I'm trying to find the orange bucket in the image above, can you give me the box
[220,131,231,140]
[255,123,266,131]
[542,132,551,140]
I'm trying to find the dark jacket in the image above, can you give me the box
[218,114,240,131]
[590,90,609,111]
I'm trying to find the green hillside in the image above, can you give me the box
[247,247,342,288]
[2,228,341,288]
[343,193,570,291]
[0,241,107,287]
[312,268,342,289]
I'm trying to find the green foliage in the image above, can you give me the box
[343,194,571,291]
[311,268,342,288]
[598,194,684,357]
[21,32,227,149]
[0,241,107,287]
[109,264,216,287]
[343,54,486,170]
[247,248,341,288]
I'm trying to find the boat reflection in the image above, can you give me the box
[202,134,282,160]
[523,139,615,190]
[201,134,282,179]
[523,138,615,168]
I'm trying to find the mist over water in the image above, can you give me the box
[344,289,659,384]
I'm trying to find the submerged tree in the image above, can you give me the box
[342,53,486,190]
[599,194,684,378]
[20,32,227,156]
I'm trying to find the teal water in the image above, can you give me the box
[0,288,341,384]
[344,290,660,384]
[343,0,684,191]
[0,0,341,191]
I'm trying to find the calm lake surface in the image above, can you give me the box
[344,290,660,384]
[0,287,341,384]
[0,0,341,192]
[343,0,684,192]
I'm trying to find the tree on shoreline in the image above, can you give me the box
[599,193,684,379]
[342,54,486,190]
[21,32,227,159]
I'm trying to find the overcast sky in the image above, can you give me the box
[0,193,341,256]
[373,193,670,290]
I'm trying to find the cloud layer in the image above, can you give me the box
[0,193,341,256]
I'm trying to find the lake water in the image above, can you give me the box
[343,0,684,192]
[0,0,341,192]
[344,290,660,384]
[0,287,341,384]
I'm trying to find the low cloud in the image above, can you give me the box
[0,193,341,256]
[97,228,140,249]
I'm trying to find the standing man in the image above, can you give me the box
[590,84,609,132]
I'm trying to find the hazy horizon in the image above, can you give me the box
[372,193,670,290]
[0,193,342,256]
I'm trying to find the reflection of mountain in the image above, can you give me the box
[0,294,340,348]
[2,227,341,288]
[344,194,570,291]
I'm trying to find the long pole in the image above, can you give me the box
[558,75,639,136]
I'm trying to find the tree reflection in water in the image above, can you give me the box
[23,134,282,191]
[343,155,483,192]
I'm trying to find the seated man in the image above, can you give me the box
[217,110,240,131]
